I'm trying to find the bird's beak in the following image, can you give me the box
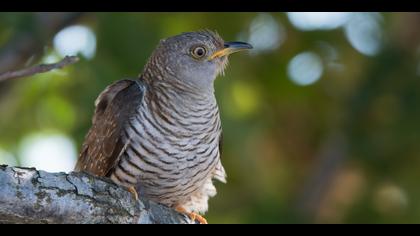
[209,41,253,60]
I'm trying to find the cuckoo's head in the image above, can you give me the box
[144,30,252,92]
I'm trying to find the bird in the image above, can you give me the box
[74,30,252,224]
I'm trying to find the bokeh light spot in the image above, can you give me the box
[373,183,408,215]
[344,13,383,56]
[287,12,351,31]
[231,81,260,118]
[18,133,77,173]
[53,25,97,59]
[244,13,286,55]
[287,51,324,86]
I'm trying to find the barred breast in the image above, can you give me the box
[109,83,223,208]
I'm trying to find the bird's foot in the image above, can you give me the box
[175,206,208,224]
[127,186,139,201]
[189,212,208,224]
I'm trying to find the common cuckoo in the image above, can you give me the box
[75,30,252,223]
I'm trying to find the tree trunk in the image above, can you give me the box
[0,165,194,224]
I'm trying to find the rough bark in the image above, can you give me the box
[0,165,194,224]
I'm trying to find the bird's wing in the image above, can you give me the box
[218,131,223,156]
[213,131,227,183]
[75,79,145,177]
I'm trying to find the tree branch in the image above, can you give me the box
[0,165,194,224]
[0,13,85,97]
[0,56,80,82]
[0,13,85,74]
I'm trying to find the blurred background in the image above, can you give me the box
[0,12,419,223]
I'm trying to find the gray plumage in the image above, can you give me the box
[75,30,251,217]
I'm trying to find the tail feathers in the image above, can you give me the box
[213,160,227,183]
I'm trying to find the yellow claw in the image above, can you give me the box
[175,206,208,224]
[127,186,139,200]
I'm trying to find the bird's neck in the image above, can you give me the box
[141,69,215,98]
[142,58,216,95]
[138,76,217,119]
[150,79,215,104]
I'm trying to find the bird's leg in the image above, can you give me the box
[127,186,139,201]
[175,206,208,224]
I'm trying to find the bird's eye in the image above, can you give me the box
[191,46,207,59]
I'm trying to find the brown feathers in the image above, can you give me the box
[75,79,145,177]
